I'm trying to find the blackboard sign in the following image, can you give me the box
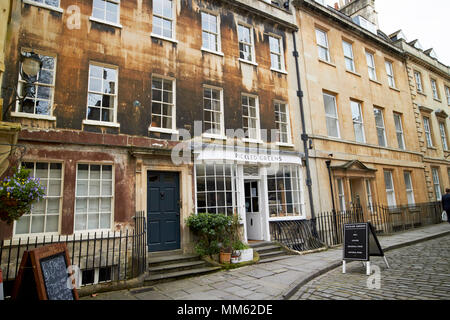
[343,222,385,262]
[343,223,369,261]
[11,243,78,300]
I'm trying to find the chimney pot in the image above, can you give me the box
[334,2,339,9]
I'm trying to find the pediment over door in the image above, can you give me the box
[330,160,377,179]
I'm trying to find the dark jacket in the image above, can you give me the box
[442,193,450,212]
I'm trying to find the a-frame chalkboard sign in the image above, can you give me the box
[342,222,389,275]
[11,243,79,300]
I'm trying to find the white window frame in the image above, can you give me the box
[432,167,442,201]
[342,40,355,72]
[237,23,256,65]
[148,75,178,134]
[439,121,448,151]
[374,107,387,147]
[13,161,63,237]
[23,0,64,13]
[201,11,222,55]
[445,86,450,105]
[403,171,415,206]
[366,51,377,81]
[83,62,119,128]
[242,94,262,143]
[430,78,440,100]
[384,170,396,207]
[385,60,396,88]
[151,0,177,42]
[423,116,433,147]
[365,179,373,211]
[90,0,122,28]
[351,100,365,143]
[12,50,57,121]
[393,113,405,150]
[414,71,423,93]
[323,93,340,138]
[74,163,114,233]
[337,178,346,211]
[315,28,330,62]
[202,85,226,140]
[269,34,286,73]
[274,101,293,146]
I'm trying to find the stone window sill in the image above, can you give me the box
[89,16,123,29]
[151,33,179,44]
[23,0,64,13]
[318,58,336,68]
[11,111,56,121]
[83,119,120,128]
[201,48,224,57]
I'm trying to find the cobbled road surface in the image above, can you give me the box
[294,235,450,300]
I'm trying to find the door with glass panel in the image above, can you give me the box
[245,180,262,240]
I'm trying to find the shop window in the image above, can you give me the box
[75,164,113,231]
[15,162,63,235]
[267,165,303,218]
[195,164,237,216]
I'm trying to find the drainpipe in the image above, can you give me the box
[326,160,338,242]
[292,31,315,219]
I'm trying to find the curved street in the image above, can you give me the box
[292,235,450,300]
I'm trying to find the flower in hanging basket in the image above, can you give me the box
[0,166,46,224]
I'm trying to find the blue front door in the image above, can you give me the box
[147,171,180,252]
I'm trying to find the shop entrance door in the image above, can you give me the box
[244,180,263,240]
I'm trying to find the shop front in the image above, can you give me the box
[193,145,306,243]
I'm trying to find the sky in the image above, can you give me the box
[324,0,450,66]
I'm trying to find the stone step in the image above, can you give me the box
[258,250,287,260]
[252,244,283,254]
[148,260,207,274]
[248,241,273,249]
[257,255,292,264]
[148,253,200,267]
[144,266,222,286]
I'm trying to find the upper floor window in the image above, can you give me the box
[366,51,377,81]
[393,113,405,150]
[150,76,176,132]
[385,60,396,88]
[25,0,62,11]
[323,93,340,138]
[238,24,255,63]
[15,162,63,235]
[92,0,120,25]
[75,164,113,231]
[315,28,330,62]
[201,12,220,53]
[445,86,450,105]
[351,100,365,143]
[430,78,440,100]
[86,63,118,124]
[203,86,225,138]
[414,71,423,93]
[439,122,448,151]
[274,101,292,144]
[374,107,387,147]
[242,94,261,141]
[423,116,433,147]
[16,51,56,118]
[152,0,174,39]
[342,40,355,72]
[269,35,285,72]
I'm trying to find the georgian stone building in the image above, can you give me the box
[292,0,430,214]
[391,35,450,202]
[1,0,307,254]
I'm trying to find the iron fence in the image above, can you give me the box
[313,201,443,247]
[0,211,147,297]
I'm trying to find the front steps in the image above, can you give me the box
[249,241,292,263]
[144,251,221,285]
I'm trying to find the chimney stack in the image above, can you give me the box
[334,2,339,9]
[339,0,379,28]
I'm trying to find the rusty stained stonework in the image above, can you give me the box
[0,0,299,239]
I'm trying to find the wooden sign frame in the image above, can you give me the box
[11,243,79,300]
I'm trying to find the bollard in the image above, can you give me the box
[0,268,4,300]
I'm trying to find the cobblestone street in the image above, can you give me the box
[293,235,450,300]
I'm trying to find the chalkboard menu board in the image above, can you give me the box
[12,243,78,300]
[343,222,384,262]
[343,223,369,261]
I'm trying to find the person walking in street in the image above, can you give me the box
[442,188,450,223]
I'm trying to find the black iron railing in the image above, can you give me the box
[0,211,147,297]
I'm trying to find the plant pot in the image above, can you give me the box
[219,252,231,264]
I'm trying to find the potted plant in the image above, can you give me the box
[0,167,46,225]
[219,238,232,264]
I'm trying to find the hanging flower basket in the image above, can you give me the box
[0,167,46,225]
